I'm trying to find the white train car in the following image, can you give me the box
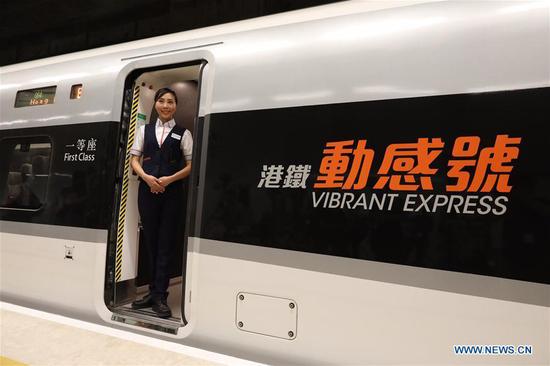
[1,1,549,364]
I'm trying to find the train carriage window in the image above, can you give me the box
[0,137,52,210]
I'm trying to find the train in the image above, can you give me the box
[1,1,549,364]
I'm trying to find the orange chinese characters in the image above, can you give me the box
[447,135,521,193]
[373,138,444,191]
[314,140,375,190]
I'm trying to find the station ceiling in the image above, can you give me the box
[0,0,341,66]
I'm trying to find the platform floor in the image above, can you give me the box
[0,302,260,366]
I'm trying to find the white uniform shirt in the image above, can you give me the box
[130,119,192,162]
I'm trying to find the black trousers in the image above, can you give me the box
[138,181,183,300]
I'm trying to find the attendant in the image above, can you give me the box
[130,87,192,318]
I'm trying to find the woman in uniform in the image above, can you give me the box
[129,87,192,318]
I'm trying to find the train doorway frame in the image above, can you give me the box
[105,58,208,334]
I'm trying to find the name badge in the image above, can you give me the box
[171,133,182,140]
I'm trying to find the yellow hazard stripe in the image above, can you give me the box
[115,84,140,282]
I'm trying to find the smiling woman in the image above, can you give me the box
[129,87,193,318]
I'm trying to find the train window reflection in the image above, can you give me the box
[0,138,52,210]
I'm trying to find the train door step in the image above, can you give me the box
[111,307,182,334]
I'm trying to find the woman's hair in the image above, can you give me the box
[154,87,178,104]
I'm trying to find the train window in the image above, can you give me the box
[0,137,52,210]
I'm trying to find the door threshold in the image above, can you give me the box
[111,307,184,334]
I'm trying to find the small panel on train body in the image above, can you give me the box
[70,84,83,100]
[236,292,297,340]
[200,87,550,285]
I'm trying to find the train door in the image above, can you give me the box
[106,61,205,333]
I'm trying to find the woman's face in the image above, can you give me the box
[155,92,177,122]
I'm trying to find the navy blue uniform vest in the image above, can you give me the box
[142,123,186,178]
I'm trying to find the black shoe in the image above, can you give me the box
[131,294,153,309]
[152,298,172,318]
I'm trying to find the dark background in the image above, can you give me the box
[1,0,341,66]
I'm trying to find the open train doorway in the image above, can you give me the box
[107,61,204,333]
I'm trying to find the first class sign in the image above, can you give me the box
[63,137,97,162]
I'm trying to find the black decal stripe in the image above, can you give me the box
[0,121,119,230]
[199,88,550,285]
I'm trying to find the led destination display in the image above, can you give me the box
[15,86,56,108]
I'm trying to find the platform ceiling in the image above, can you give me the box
[0,0,341,66]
